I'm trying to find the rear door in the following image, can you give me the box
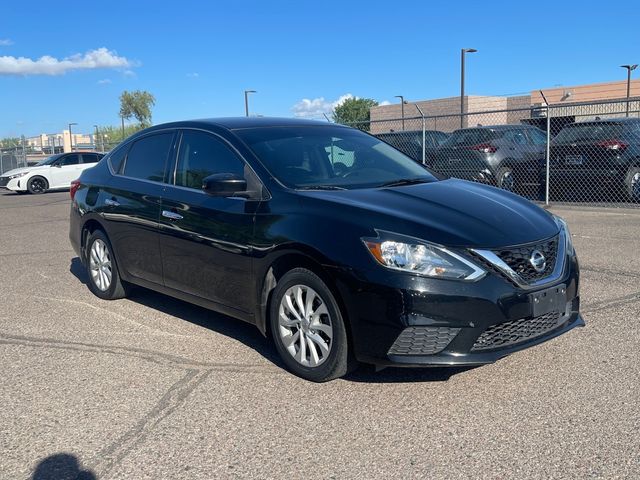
[102,131,176,285]
[158,129,260,313]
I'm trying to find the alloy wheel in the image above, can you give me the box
[631,172,640,200]
[89,239,112,291]
[278,285,333,367]
[30,178,46,193]
[500,171,515,192]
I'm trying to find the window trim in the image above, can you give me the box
[110,128,178,185]
[168,127,269,200]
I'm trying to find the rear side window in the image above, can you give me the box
[124,133,174,182]
[81,154,100,164]
[528,128,547,146]
[108,145,128,173]
[175,131,245,189]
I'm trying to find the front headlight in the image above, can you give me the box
[8,171,29,180]
[363,232,486,281]
[553,214,574,256]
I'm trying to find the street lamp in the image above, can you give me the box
[93,125,100,152]
[621,64,638,117]
[460,48,477,128]
[68,122,77,152]
[395,95,406,130]
[244,90,256,117]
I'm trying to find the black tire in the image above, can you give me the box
[624,166,640,203]
[269,268,355,382]
[85,229,128,300]
[27,176,48,194]
[496,166,516,193]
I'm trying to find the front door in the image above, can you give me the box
[158,129,261,313]
[50,153,82,187]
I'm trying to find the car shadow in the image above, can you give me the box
[70,257,473,383]
[31,453,96,480]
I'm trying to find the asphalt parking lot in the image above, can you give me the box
[0,190,638,479]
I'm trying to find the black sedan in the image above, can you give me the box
[69,118,583,382]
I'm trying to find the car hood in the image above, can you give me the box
[1,165,48,177]
[301,179,559,248]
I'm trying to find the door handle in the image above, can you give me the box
[104,198,120,207]
[162,210,183,220]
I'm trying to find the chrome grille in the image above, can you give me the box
[493,235,558,283]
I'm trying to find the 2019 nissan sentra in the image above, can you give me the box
[69,118,584,382]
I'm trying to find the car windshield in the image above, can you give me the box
[441,129,501,146]
[35,153,65,166]
[235,125,437,189]
[554,123,627,144]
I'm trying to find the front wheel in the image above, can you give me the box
[625,167,640,203]
[269,268,354,382]
[27,176,48,194]
[85,229,128,300]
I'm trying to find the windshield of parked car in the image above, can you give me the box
[441,128,501,146]
[35,153,65,166]
[554,123,628,144]
[235,126,437,189]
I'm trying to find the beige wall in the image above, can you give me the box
[532,79,640,105]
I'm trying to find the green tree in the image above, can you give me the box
[119,90,156,127]
[332,97,378,130]
[0,137,20,148]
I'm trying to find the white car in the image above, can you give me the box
[0,152,104,194]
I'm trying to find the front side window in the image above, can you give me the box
[235,126,437,189]
[504,130,528,146]
[57,154,81,166]
[528,128,548,146]
[123,133,174,182]
[174,131,246,189]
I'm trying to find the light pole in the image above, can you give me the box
[93,125,100,152]
[394,95,405,130]
[460,48,477,128]
[621,64,638,117]
[244,90,256,117]
[68,122,77,152]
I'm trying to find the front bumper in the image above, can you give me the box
[333,251,582,367]
[0,176,25,191]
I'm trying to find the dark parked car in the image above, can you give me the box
[375,130,448,165]
[431,125,547,193]
[548,118,640,202]
[69,118,583,382]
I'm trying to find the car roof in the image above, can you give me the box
[567,117,640,126]
[458,124,534,131]
[146,117,344,132]
[376,130,445,136]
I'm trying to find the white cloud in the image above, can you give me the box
[186,72,199,78]
[378,100,391,106]
[292,93,355,118]
[0,39,13,46]
[97,78,112,85]
[0,47,134,76]
[122,69,136,78]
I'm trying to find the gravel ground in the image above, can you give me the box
[0,190,638,479]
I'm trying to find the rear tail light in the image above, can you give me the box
[465,143,498,153]
[597,139,628,151]
[70,179,81,200]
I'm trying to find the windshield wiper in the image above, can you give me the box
[296,185,347,191]
[378,178,431,188]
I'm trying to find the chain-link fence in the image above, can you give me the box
[348,97,640,207]
[0,148,28,175]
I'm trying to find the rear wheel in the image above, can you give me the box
[27,176,48,194]
[625,167,640,203]
[269,268,354,382]
[496,166,516,192]
[85,229,128,300]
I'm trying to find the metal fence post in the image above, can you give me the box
[414,104,427,164]
[545,106,551,206]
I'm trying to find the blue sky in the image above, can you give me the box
[1,0,639,137]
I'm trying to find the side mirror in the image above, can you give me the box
[53,163,62,168]
[202,173,247,197]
